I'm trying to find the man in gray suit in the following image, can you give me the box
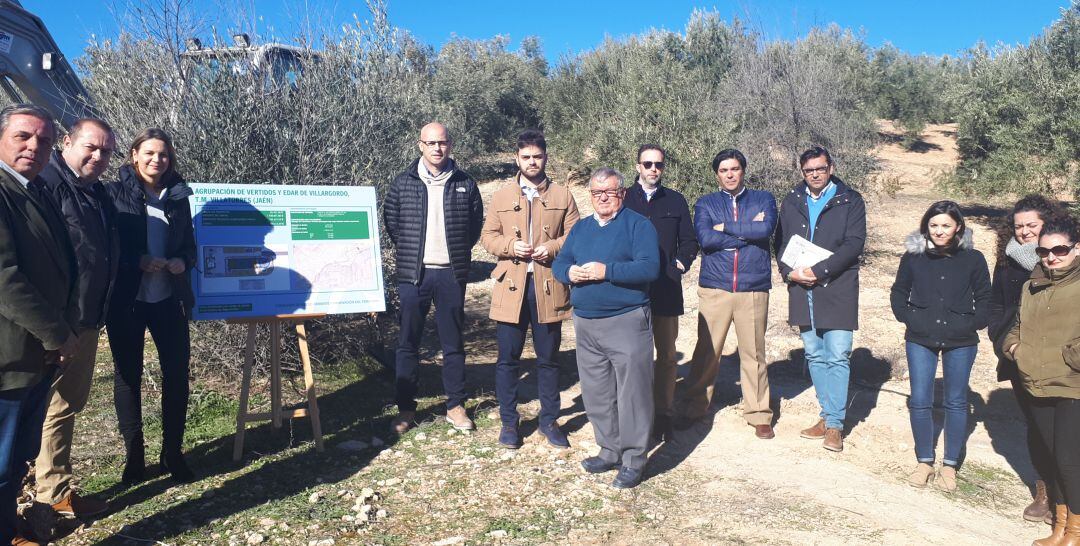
[0,104,77,545]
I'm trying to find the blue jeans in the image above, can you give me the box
[800,328,853,430]
[395,267,467,412]
[906,342,977,467]
[0,369,54,543]
[495,276,562,426]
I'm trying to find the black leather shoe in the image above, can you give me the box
[498,424,520,449]
[160,452,196,484]
[539,423,570,449]
[611,466,644,489]
[580,456,617,474]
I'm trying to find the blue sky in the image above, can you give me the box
[23,0,1077,64]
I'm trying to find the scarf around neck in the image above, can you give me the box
[418,159,455,185]
[1006,237,1040,272]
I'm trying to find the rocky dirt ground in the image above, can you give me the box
[51,123,1044,545]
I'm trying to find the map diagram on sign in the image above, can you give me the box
[290,241,378,292]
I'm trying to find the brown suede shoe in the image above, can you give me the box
[753,424,775,439]
[52,492,108,518]
[800,419,826,440]
[823,428,843,452]
[1025,480,1051,522]
[444,405,474,431]
[390,411,415,435]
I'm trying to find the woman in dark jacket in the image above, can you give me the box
[890,201,991,491]
[990,195,1066,523]
[106,128,196,484]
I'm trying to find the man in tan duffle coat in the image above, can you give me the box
[481,129,580,449]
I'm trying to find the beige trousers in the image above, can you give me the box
[34,328,100,504]
[682,288,772,426]
[651,315,680,417]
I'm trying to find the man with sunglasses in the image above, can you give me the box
[622,144,698,443]
[774,146,866,453]
[384,122,484,434]
[553,168,659,489]
[679,148,777,439]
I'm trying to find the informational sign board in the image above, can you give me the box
[189,183,386,320]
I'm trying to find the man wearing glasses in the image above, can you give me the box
[384,122,484,434]
[680,149,777,439]
[553,168,659,489]
[622,144,698,443]
[774,146,866,453]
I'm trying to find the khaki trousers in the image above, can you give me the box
[682,288,772,426]
[651,315,680,417]
[34,328,100,504]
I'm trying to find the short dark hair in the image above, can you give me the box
[637,144,665,162]
[799,146,832,168]
[1040,216,1080,245]
[516,129,546,152]
[711,148,746,173]
[69,118,115,140]
[919,200,966,245]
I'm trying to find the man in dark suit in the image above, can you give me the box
[0,104,78,545]
[622,144,698,442]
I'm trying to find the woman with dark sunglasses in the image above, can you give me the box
[1005,216,1080,545]
[890,200,991,491]
[989,195,1068,524]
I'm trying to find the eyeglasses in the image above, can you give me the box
[590,189,622,199]
[420,140,449,148]
[640,161,664,170]
[801,165,830,176]
[1036,245,1075,258]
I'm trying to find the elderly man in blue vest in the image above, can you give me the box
[553,167,659,489]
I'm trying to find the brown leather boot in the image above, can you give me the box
[1034,504,1068,546]
[1026,481,1052,522]
[1060,508,1080,546]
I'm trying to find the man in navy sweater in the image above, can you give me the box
[552,167,659,489]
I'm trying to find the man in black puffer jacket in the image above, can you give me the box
[35,118,119,519]
[383,122,483,434]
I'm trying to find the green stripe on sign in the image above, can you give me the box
[291,210,370,240]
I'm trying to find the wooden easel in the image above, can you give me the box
[228,313,327,462]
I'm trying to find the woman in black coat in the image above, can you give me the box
[891,201,991,492]
[106,128,197,484]
[989,194,1067,522]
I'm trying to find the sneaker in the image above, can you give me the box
[823,428,843,452]
[390,411,415,435]
[800,419,827,440]
[52,492,109,518]
[445,406,474,431]
[906,463,935,488]
[12,536,45,546]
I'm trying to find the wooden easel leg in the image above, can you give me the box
[233,323,258,462]
[296,322,324,452]
[270,319,282,428]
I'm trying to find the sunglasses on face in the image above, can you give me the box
[640,161,664,170]
[1036,244,1075,258]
